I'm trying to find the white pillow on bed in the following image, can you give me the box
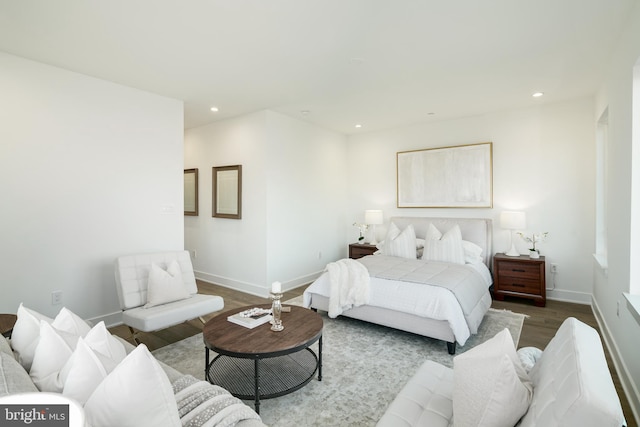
[383,222,417,259]
[462,240,484,264]
[422,223,465,264]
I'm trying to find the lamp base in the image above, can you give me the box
[505,243,520,257]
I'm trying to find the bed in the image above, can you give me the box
[303,217,493,354]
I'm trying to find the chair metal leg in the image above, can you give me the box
[128,326,142,345]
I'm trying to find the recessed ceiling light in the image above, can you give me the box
[301,110,310,115]
[532,92,544,98]
[355,124,362,128]
[210,107,219,112]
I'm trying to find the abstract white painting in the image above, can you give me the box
[397,142,493,208]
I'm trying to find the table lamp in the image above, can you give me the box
[500,211,526,256]
[364,210,383,245]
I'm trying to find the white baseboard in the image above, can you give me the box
[546,288,592,305]
[592,297,640,426]
[86,311,123,329]
[194,270,323,298]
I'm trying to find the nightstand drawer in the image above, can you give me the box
[348,243,377,259]
[497,261,541,280]
[498,278,541,294]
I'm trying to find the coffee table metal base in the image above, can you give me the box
[206,343,321,413]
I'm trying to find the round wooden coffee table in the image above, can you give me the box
[0,313,17,338]
[203,304,323,414]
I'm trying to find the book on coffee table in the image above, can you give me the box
[227,312,273,329]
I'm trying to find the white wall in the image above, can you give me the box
[347,98,596,303]
[184,110,347,296]
[0,52,184,322]
[594,2,640,418]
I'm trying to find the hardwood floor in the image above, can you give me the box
[109,281,637,427]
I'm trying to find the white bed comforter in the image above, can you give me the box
[303,255,493,345]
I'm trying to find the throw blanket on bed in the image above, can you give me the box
[326,258,370,318]
[173,375,261,427]
[357,255,488,330]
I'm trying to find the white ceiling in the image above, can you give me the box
[0,0,637,134]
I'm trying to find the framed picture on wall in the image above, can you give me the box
[397,142,493,208]
[184,168,198,216]
[212,165,242,219]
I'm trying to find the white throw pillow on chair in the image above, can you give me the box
[144,260,190,308]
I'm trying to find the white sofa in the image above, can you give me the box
[0,330,266,426]
[377,317,627,427]
[114,250,224,343]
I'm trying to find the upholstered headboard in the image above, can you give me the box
[389,217,493,267]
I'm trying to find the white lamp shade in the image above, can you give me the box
[364,210,383,225]
[500,211,526,230]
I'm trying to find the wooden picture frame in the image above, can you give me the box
[397,142,493,208]
[212,165,242,219]
[184,168,198,216]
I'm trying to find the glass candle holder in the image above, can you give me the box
[270,292,284,331]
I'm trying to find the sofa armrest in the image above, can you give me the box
[377,360,454,427]
[519,317,626,427]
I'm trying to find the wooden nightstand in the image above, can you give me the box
[348,243,377,259]
[493,253,546,307]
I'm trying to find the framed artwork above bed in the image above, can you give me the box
[397,142,493,208]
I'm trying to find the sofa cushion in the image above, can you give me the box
[518,317,626,427]
[0,352,38,396]
[52,306,92,337]
[11,303,53,371]
[29,321,78,392]
[60,338,110,405]
[0,335,12,357]
[453,328,532,427]
[377,360,454,427]
[144,260,190,308]
[84,344,181,427]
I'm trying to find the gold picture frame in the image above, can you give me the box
[212,165,242,219]
[397,142,493,208]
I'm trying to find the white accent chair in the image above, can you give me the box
[114,250,224,344]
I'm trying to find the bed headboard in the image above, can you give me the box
[389,217,493,267]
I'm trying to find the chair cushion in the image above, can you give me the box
[377,360,454,427]
[122,294,224,332]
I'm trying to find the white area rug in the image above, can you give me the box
[153,299,524,427]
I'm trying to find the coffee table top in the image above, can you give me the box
[203,304,322,358]
[0,313,17,338]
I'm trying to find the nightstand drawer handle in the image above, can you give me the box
[512,283,526,287]
[511,269,526,272]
